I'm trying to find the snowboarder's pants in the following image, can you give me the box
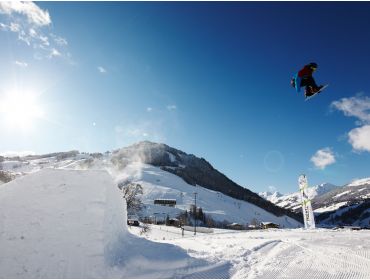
[300,76,318,90]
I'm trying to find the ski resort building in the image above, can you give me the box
[260,222,280,229]
[227,223,244,230]
[154,198,177,207]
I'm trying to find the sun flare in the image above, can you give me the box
[0,91,45,131]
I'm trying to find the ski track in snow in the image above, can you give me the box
[130,226,370,279]
[242,233,370,279]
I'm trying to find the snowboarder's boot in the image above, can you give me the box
[304,86,315,98]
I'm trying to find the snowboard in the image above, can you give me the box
[305,84,329,101]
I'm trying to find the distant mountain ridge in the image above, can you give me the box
[260,180,370,227]
[259,183,339,212]
[313,180,370,227]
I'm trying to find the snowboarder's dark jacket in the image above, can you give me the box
[298,65,314,78]
[293,65,314,92]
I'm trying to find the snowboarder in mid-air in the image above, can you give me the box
[291,62,326,99]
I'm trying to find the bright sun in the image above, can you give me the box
[0,91,45,131]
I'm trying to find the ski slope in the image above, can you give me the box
[130,225,370,279]
[114,162,301,228]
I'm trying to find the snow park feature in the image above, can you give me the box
[0,169,215,278]
[299,174,316,229]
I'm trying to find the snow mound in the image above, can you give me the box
[0,168,223,278]
[0,168,127,278]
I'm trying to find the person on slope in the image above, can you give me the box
[291,62,324,97]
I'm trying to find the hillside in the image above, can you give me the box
[313,179,370,227]
[0,141,302,226]
[115,162,301,228]
[111,141,302,222]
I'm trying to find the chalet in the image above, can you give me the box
[127,218,140,226]
[168,218,181,227]
[154,199,176,207]
[227,223,244,230]
[260,222,279,229]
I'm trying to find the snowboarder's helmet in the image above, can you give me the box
[308,62,318,69]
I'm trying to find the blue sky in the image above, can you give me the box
[1,2,370,194]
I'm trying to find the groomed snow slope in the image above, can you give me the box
[0,169,127,278]
[0,169,228,278]
[130,225,370,279]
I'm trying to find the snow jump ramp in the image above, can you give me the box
[0,168,227,278]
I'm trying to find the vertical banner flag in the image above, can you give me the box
[298,174,316,229]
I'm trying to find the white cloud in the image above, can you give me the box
[14,60,28,67]
[50,33,68,46]
[98,66,107,73]
[49,48,61,58]
[0,2,70,61]
[331,95,370,124]
[146,107,153,112]
[10,22,20,32]
[348,125,370,152]
[311,148,336,170]
[167,105,177,111]
[114,120,166,147]
[0,1,51,26]
[0,22,20,32]
[331,95,370,153]
[29,27,37,37]
[39,35,49,46]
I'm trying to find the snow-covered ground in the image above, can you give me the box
[0,169,214,278]
[114,162,301,228]
[0,168,256,278]
[130,225,370,278]
[347,177,370,187]
[1,168,370,278]
[314,201,349,213]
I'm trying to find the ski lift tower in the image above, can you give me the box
[298,174,316,229]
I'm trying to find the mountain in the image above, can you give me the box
[0,141,302,227]
[110,141,302,224]
[259,191,284,204]
[259,183,339,212]
[313,179,370,227]
[260,179,370,227]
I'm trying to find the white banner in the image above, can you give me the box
[298,174,316,229]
